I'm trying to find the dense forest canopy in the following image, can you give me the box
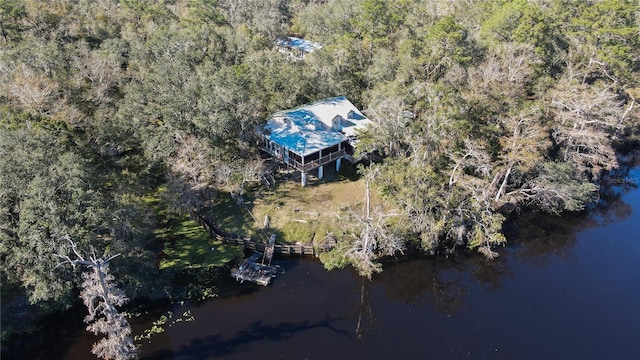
[1,0,639,309]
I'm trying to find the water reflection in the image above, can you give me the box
[595,155,639,222]
[353,280,374,338]
[594,166,637,225]
[145,318,347,359]
[466,254,511,290]
[506,212,590,265]
[375,258,466,314]
[507,165,637,265]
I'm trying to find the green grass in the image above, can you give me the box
[134,163,377,272]
[158,215,243,270]
[207,163,380,246]
[204,192,261,238]
[143,187,243,271]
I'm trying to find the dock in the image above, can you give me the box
[231,235,280,286]
[231,252,279,286]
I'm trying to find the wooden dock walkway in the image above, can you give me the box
[190,210,336,256]
[189,210,338,286]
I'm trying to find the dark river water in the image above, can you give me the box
[7,166,640,360]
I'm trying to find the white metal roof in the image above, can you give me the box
[262,96,373,156]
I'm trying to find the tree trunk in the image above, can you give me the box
[494,162,514,202]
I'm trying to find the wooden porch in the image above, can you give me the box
[260,142,347,172]
[286,149,346,172]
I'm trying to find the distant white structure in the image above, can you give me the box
[258,96,373,186]
[276,36,322,60]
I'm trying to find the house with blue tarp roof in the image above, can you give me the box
[259,96,373,186]
[276,36,322,59]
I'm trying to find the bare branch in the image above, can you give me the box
[55,239,136,360]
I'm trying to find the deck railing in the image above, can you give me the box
[288,149,346,171]
[260,145,347,172]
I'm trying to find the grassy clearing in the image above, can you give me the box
[204,192,261,238]
[158,216,243,270]
[208,163,383,245]
[129,163,382,271]
[143,187,243,271]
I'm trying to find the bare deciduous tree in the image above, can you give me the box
[491,110,549,204]
[509,161,598,214]
[220,0,289,38]
[56,239,137,360]
[550,80,627,179]
[216,158,266,203]
[7,63,61,116]
[458,178,506,259]
[448,139,492,188]
[337,166,405,279]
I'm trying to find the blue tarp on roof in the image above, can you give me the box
[262,96,373,157]
[264,110,346,157]
[276,36,322,53]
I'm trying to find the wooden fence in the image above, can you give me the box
[190,210,334,256]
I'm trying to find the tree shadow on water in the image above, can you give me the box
[375,257,468,315]
[145,317,348,359]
